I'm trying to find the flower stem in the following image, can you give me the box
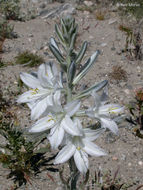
[69,158,80,190]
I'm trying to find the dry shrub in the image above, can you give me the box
[109,65,127,81]
[95,11,105,20]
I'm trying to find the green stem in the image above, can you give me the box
[67,85,72,102]
[69,158,80,190]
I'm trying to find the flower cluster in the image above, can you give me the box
[17,62,123,174]
[17,17,124,174]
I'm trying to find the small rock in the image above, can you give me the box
[138,161,143,166]
[28,38,32,42]
[137,66,141,72]
[83,10,90,15]
[108,19,117,25]
[39,3,46,9]
[120,82,126,87]
[121,154,126,161]
[128,162,132,167]
[89,35,94,39]
[101,43,107,47]
[124,89,130,95]
[43,46,49,51]
[31,50,37,54]
[84,1,93,6]
[112,156,118,161]
[28,33,33,37]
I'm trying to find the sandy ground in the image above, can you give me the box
[0,1,143,189]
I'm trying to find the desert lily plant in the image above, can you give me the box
[17,16,124,190]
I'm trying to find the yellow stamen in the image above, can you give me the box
[108,107,118,114]
[47,115,55,122]
[31,88,39,95]
[77,147,81,151]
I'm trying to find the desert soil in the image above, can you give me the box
[0,0,143,189]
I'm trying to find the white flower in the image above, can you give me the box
[17,62,63,120]
[29,100,82,149]
[54,118,106,174]
[86,87,124,134]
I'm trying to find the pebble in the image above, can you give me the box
[83,10,90,15]
[28,33,33,37]
[31,50,37,54]
[137,66,141,72]
[121,154,126,161]
[43,46,49,51]
[101,43,107,47]
[112,156,118,161]
[28,38,32,42]
[89,36,94,39]
[84,1,93,7]
[138,161,143,166]
[128,162,132,166]
[39,3,46,9]
[124,89,130,95]
[108,19,117,25]
[120,82,126,87]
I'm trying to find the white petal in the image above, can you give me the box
[17,90,39,103]
[61,115,81,136]
[86,109,95,118]
[91,92,101,108]
[53,90,62,111]
[31,95,53,120]
[99,104,124,115]
[101,117,119,135]
[84,128,105,141]
[54,144,75,164]
[29,114,55,133]
[64,100,80,117]
[73,118,83,131]
[38,64,53,87]
[27,101,36,109]
[48,125,65,149]
[20,72,41,89]
[74,150,88,174]
[51,62,58,76]
[100,86,108,104]
[83,140,107,156]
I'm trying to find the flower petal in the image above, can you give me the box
[101,117,119,135]
[61,115,81,136]
[17,90,40,103]
[31,95,53,120]
[53,90,62,112]
[38,63,53,87]
[64,100,81,117]
[54,144,75,164]
[99,104,124,115]
[84,128,105,141]
[48,125,65,149]
[27,101,36,109]
[20,72,41,89]
[74,150,88,174]
[83,140,107,156]
[29,114,55,133]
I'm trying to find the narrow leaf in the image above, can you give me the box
[72,50,100,85]
[49,44,65,64]
[55,24,65,44]
[75,80,108,99]
[50,37,61,53]
[61,18,68,37]
[68,61,76,85]
[75,41,88,64]
[69,33,76,53]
